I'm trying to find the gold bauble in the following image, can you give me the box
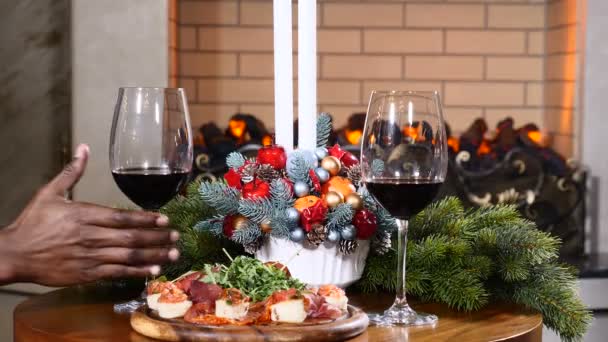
[233,215,248,231]
[345,193,363,210]
[260,219,273,233]
[324,191,344,209]
[321,156,341,176]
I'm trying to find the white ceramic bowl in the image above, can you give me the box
[255,237,370,288]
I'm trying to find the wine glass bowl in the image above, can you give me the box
[361,90,448,326]
[110,87,193,210]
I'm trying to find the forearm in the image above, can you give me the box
[0,227,19,285]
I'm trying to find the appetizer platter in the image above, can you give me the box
[131,254,369,341]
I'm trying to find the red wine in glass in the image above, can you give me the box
[112,167,190,211]
[365,179,443,219]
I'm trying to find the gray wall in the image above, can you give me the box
[0,0,71,225]
[72,0,169,206]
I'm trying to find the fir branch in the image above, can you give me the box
[270,178,294,209]
[371,159,385,176]
[238,198,274,224]
[287,151,312,185]
[231,220,262,245]
[226,152,246,170]
[269,209,291,239]
[326,203,355,231]
[199,181,240,215]
[316,112,332,148]
[194,216,225,237]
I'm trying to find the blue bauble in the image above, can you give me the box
[290,227,305,242]
[314,167,330,183]
[340,224,356,240]
[285,207,300,223]
[327,229,341,243]
[294,181,310,197]
[315,147,328,160]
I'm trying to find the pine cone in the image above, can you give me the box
[240,163,258,183]
[339,239,359,255]
[306,224,328,246]
[372,230,391,255]
[256,164,281,182]
[243,237,264,254]
[346,164,362,185]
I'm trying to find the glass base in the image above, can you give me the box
[368,303,438,327]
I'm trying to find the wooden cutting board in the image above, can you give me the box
[131,305,369,341]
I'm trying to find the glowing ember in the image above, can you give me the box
[447,137,459,152]
[527,130,543,145]
[228,119,246,139]
[262,134,273,147]
[477,140,491,155]
[345,128,362,145]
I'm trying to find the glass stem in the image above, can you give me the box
[394,219,409,307]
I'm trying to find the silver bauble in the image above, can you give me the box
[289,227,305,242]
[314,167,330,183]
[340,224,356,240]
[285,207,301,223]
[301,150,319,168]
[293,181,310,197]
[315,147,328,160]
[327,229,341,243]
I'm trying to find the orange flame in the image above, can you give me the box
[477,140,491,155]
[345,128,363,145]
[447,137,459,152]
[527,130,543,145]
[262,134,273,147]
[228,119,246,139]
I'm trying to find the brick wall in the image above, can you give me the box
[544,0,579,157]
[174,0,578,157]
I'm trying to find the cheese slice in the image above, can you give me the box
[270,299,307,323]
[215,299,250,320]
[146,293,161,310]
[157,300,193,319]
[324,295,348,311]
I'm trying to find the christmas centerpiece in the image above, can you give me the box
[195,114,393,287]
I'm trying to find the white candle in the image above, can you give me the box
[298,0,317,151]
[273,0,294,152]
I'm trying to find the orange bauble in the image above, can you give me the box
[294,195,321,212]
[322,176,356,198]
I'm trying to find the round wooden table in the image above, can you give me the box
[13,284,542,341]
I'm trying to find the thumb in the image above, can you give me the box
[48,144,90,196]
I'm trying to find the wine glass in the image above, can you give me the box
[361,90,448,326]
[110,87,193,313]
[110,87,193,211]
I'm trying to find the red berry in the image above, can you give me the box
[242,179,271,199]
[353,209,378,239]
[257,145,287,170]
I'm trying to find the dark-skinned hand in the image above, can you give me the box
[0,144,180,286]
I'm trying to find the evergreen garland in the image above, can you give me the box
[316,112,332,147]
[160,180,591,341]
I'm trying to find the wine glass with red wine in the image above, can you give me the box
[110,87,192,313]
[361,90,448,326]
[110,87,193,211]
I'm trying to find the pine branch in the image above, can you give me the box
[194,216,224,237]
[326,203,355,231]
[316,112,332,148]
[226,152,246,170]
[238,198,274,224]
[199,181,240,215]
[231,220,262,245]
[270,178,294,209]
[371,159,385,176]
[287,151,312,185]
